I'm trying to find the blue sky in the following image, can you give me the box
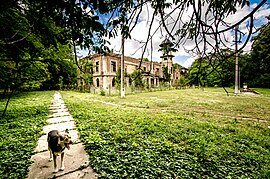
[79,0,270,68]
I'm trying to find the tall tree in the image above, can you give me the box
[247,16,270,87]
[130,70,145,88]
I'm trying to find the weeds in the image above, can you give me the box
[61,88,270,178]
[0,91,53,178]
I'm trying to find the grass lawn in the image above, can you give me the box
[252,88,270,95]
[61,88,270,178]
[0,91,53,178]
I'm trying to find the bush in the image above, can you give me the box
[100,90,106,96]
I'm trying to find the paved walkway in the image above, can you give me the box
[27,92,97,179]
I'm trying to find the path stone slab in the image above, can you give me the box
[27,143,97,179]
[49,105,66,110]
[68,130,81,143]
[48,111,70,118]
[50,103,66,107]
[43,121,76,134]
[50,108,69,113]
[35,130,80,153]
[34,135,48,153]
[52,100,65,105]
[47,116,73,124]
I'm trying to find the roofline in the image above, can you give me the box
[81,53,163,64]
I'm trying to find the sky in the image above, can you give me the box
[79,0,270,68]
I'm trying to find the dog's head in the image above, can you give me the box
[58,130,72,150]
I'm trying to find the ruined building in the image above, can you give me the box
[78,39,187,91]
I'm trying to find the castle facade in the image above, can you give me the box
[78,53,187,91]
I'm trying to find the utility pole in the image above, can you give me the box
[234,25,240,95]
[120,34,125,98]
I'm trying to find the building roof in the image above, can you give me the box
[81,53,162,65]
[159,38,173,47]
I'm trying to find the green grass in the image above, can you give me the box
[0,91,53,178]
[61,88,270,178]
[252,88,270,95]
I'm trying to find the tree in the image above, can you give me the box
[130,70,145,88]
[114,67,122,90]
[176,76,188,89]
[158,38,178,56]
[162,66,171,84]
[78,59,94,91]
[187,49,237,87]
[114,67,130,90]
[246,16,270,87]
[173,63,182,70]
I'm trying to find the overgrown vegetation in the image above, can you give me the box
[0,91,53,178]
[62,88,270,178]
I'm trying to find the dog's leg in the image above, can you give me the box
[49,149,53,161]
[59,152,65,171]
[53,154,58,173]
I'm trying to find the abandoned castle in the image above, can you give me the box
[77,39,187,91]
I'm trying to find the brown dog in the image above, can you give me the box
[47,130,72,173]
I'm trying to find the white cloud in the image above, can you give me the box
[242,41,253,53]
[182,56,197,68]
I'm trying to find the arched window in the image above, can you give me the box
[96,78,99,87]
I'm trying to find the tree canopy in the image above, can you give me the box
[187,50,235,87]
[242,16,270,87]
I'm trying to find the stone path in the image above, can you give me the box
[27,92,97,179]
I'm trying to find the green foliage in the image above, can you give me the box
[0,44,78,91]
[187,51,235,87]
[84,74,93,85]
[176,76,188,88]
[0,91,53,178]
[0,60,50,91]
[130,70,145,88]
[162,66,171,82]
[158,39,178,56]
[62,89,270,178]
[113,67,122,90]
[19,61,50,91]
[114,69,144,91]
[158,46,178,56]
[0,5,78,91]
[41,59,78,90]
[78,59,94,91]
[242,16,270,88]
[100,90,106,96]
[0,0,107,92]
[173,63,182,70]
